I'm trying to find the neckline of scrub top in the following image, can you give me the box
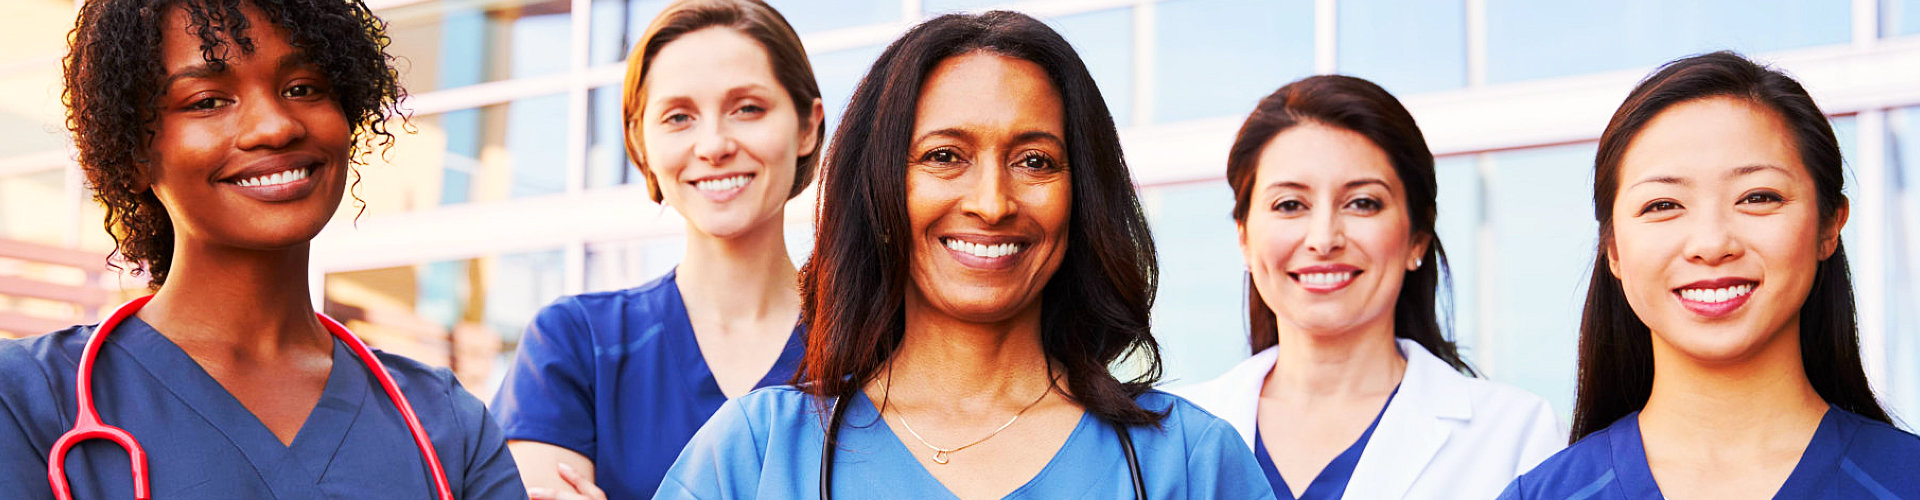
[848,387,1095,499]
[103,315,374,488]
[664,268,807,401]
[1253,384,1400,500]
[1612,404,1847,498]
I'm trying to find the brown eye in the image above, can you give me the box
[1013,152,1057,170]
[1273,199,1306,213]
[1739,191,1784,205]
[1640,200,1681,215]
[921,149,961,164]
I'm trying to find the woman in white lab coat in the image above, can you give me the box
[1168,75,1563,500]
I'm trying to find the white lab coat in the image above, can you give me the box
[1167,338,1565,500]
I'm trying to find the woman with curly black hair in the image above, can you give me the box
[0,1,526,498]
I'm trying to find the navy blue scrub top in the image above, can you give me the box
[0,316,526,500]
[491,269,805,500]
[1253,386,1398,500]
[1500,405,1920,499]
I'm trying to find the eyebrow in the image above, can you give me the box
[161,52,316,93]
[1626,164,1790,188]
[1264,178,1391,192]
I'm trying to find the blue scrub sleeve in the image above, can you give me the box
[450,373,531,500]
[1183,417,1280,500]
[654,399,765,500]
[1494,478,1528,500]
[492,300,598,457]
[0,342,57,500]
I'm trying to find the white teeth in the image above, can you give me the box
[695,175,751,192]
[1297,272,1354,286]
[235,168,308,187]
[943,238,1022,259]
[1678,283,1753,303]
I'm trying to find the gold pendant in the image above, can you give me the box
[932,450,952,465]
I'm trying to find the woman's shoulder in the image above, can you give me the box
[1833,408,1920,491]
[0,326,94,392]
[1128,390,1240,444]
[1502,420,1622,498]
[525,270,684,336]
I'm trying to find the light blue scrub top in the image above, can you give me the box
[1499,405,1920,499]
[492,269,806,499]
[654,386,1276,499]
[0,316,526,500]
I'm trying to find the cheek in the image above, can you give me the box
[1243,218,1301,268]
[1610,223,1675,301]
[1030,180,1072,239]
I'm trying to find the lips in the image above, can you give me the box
[1289,264,1362,293]
[219,155,324,203]
[940,235,1029,270]
[1672,277,1758,318]
[687,173,754,203]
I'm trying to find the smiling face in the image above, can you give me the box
[904,51,1072,324]
[637,27,821,239]
[1609,96,1844,364]
[146,2,350,253]
[1240,122,1427,338]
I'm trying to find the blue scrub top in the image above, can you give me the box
[654,386,1276,499]
[1254,386,1398,500]
[0,316,526,500]
[492,269,805,500]
[1500,405,1920,499]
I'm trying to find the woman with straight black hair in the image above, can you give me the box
[1171,75,1562,500]
[1501,52,1919,499]
[654,10,1269,499]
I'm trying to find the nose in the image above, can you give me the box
[693,119,739,167]
[235,96,306,151]
[959,163,1016,225]
[1303,207,1345,256]
[1683,206,1744,266]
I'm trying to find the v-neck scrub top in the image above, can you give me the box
[491,269,806,500]
[0,316,526,500]
[1253,386,1399,500]
[1500,405,1920,499]
[654,387,1276,500]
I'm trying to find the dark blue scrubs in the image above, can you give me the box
[1253,387,1398,500]
[491,269,805,500]
[1500,405,1920,499]
[0,317,526,500]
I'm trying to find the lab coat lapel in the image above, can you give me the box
[1225,347,1279,450]
[1341,339,1471,500]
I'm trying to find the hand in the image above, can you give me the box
[527,463,607,500]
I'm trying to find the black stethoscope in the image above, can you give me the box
[818,392,1146,499]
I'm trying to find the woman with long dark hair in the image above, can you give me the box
[490,1,824,499]
[1501,52,1919,499]
[0,0,524,498]
[655,11,1269,499]
[1171,75,1562,500]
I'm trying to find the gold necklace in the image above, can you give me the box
[890,376,1054,465]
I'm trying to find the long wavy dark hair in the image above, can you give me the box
[796,11,1164,426]
[1225,75,1474,375]
[1572,51,1890,441]
[63,0,404,288]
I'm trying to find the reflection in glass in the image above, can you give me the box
[382,0,574,92]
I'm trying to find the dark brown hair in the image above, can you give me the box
[797,11,1164,425]
[63,0,403,288]
[620,0,823,203]
[1224,75,1473,375]
[1573,51,1890,441]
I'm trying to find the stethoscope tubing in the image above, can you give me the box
[819,392,1146,500]
[47,295,455,500]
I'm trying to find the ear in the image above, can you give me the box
[624,116,664,204]
[1407,231,1432,271]
[1820,195,1849,260]
[130,154,154,194]
[1605,239,1622,279]
[798,97,825,156]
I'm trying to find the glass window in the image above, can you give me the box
[0,170,67,244]
[1476,144,1597,416]
[921,0,1003,14]
[382,0,574,93]
[585,237,686,293]
[369,95,569,209]
[1049,8,1135,127]
[588,86,639,190]
[1154,0,1315,124]
[1484,0,1850,84]
[1431,155,1481,355]
[1140,182,1248,384]
[810,45,885,142]
[1887,0,1920,36]
[0,64,68,158]
[323,248,566,399]
[1886,106,1920,429]
[767,0,899,34]
[1337,0,1467,95]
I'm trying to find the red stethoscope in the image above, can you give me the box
[46,295,456,500]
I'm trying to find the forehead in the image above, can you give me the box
[643,28,781,96]
[1620,96,1806,186]
[1256,121,1399,189]
[157,2,297,74]
[912,51,1064,136]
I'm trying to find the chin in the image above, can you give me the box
[924,293,1036,324]
[1652,321,1777,365]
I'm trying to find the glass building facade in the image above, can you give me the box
[3,0,1919,425]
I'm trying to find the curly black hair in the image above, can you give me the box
[63,0,405,288]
